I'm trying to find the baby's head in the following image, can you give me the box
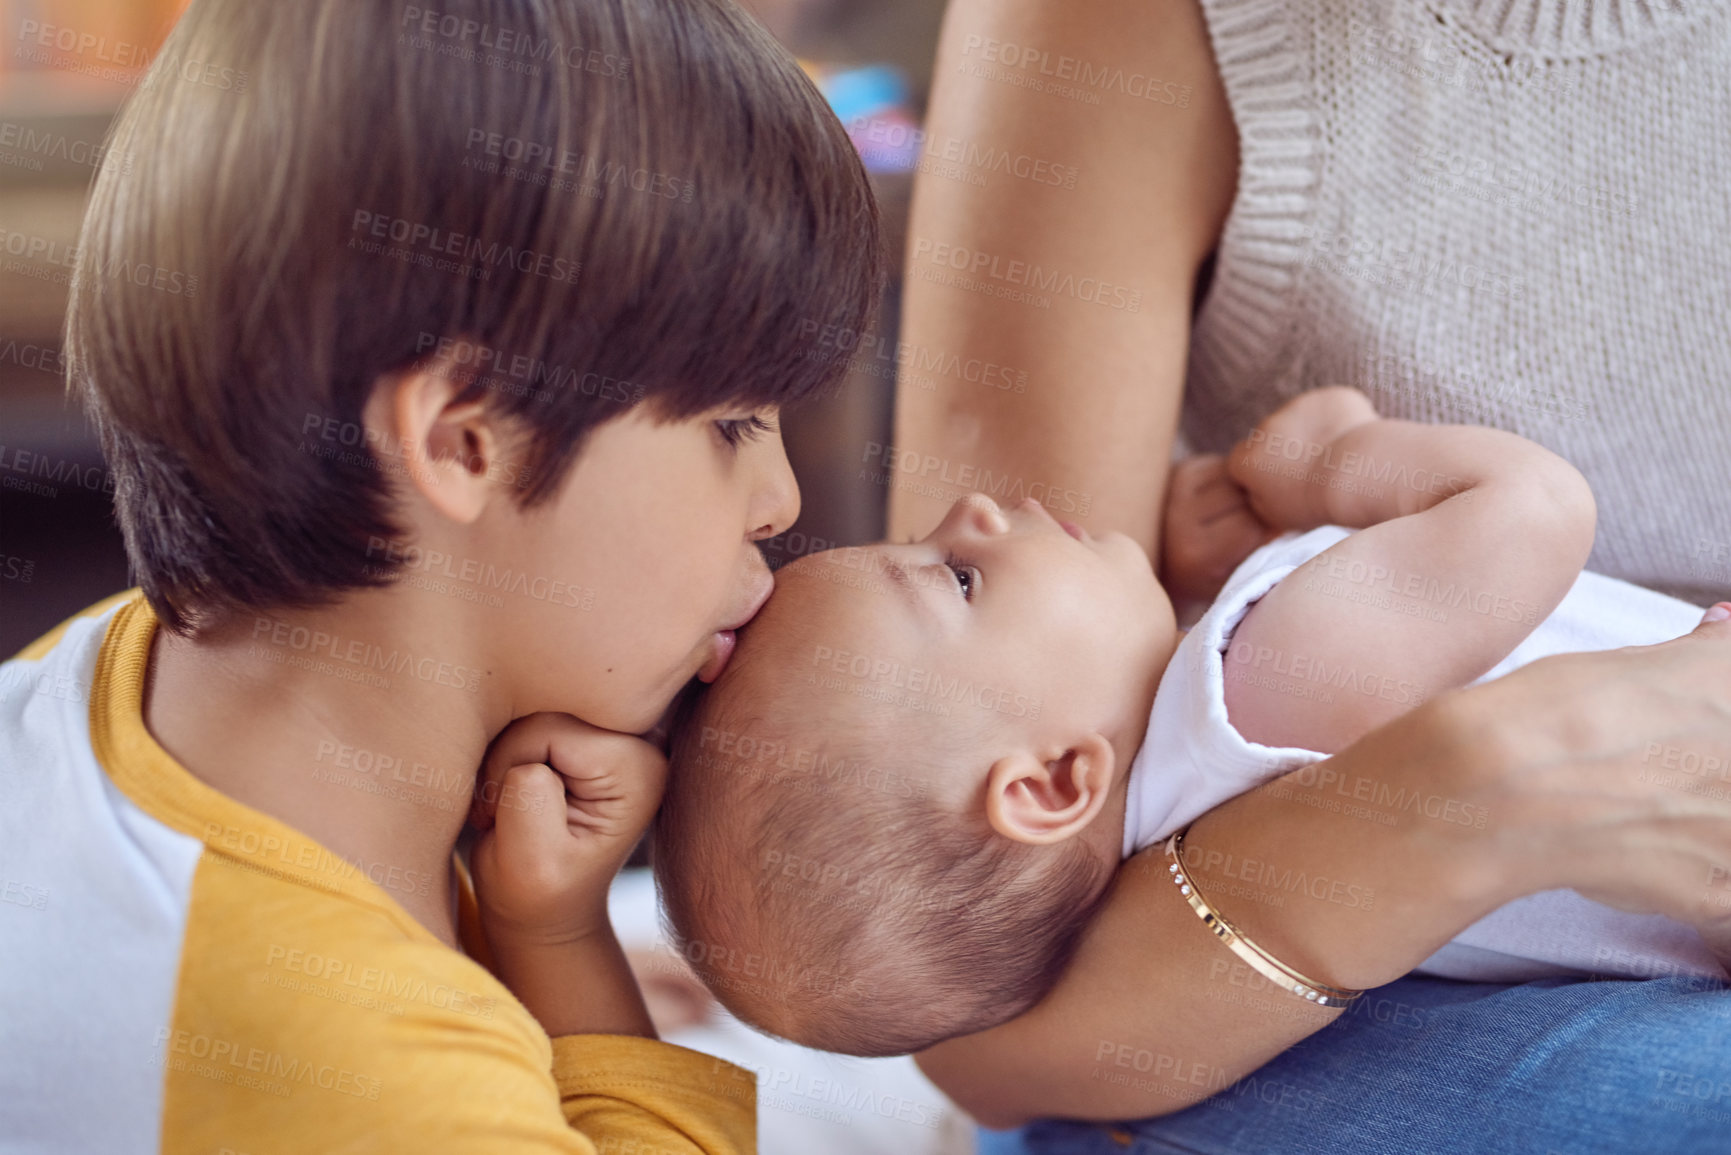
[655,495,1178,1055]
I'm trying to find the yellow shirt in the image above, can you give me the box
[0,594,756,1152]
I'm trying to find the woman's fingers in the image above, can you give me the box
[1690,604,1731,972]
[1458,609,1731,941]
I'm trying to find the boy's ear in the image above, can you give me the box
[985,733,1116,846]
[362,354,507,524]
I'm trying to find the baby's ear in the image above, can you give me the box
[985,734,1116,846]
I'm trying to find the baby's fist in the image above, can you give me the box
[1160,454,1280,606]
[470,713,666,946]
[1228,386,1381,529]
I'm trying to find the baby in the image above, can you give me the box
[654,387,1726,1056]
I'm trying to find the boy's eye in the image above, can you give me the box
[715,414,775,448]
[945,554,980,601]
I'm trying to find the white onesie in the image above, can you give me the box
[1122,527,1725,983]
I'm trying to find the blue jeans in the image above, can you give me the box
[979,975,1731,1155]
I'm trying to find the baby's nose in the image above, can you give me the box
[957,492,1010,533]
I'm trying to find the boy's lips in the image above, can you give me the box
[697,631,736,684]
[697,575,774,684]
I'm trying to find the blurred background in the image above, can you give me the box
[0,2,980,1152]
[0,0,943,654]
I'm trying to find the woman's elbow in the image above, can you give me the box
[916,1049,1036,1131]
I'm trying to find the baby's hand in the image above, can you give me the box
[1160,454,1280,605]
[1228,386,1381,529]
[469,713,666,947]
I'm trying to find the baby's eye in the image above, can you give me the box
[944,554,980,601]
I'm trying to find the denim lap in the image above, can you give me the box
[983,974,1731,1155]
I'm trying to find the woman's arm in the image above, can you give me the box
[887,0,1236,552]
[918,618,1731,1127]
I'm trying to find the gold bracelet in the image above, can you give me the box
[1164,827,1363,1008]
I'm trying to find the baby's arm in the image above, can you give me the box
[1223,387,1596,751]
[470,713,661,1039]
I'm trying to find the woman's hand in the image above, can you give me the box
[1159,453,1281,606]
[1458,604,1731,965]
[469,713,667,1037]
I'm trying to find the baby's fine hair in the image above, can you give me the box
[654,650,1116,1057]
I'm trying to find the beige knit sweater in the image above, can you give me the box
[1185,0,1731,604]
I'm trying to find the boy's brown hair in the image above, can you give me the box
[66,0,881,633]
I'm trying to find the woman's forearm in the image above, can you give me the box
[922,619,1731,1126]
[918,695,1512,1127]
[888,0,1236,551]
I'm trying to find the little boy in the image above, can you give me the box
[0,0,881,1149]
[653,386,1726,1057]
